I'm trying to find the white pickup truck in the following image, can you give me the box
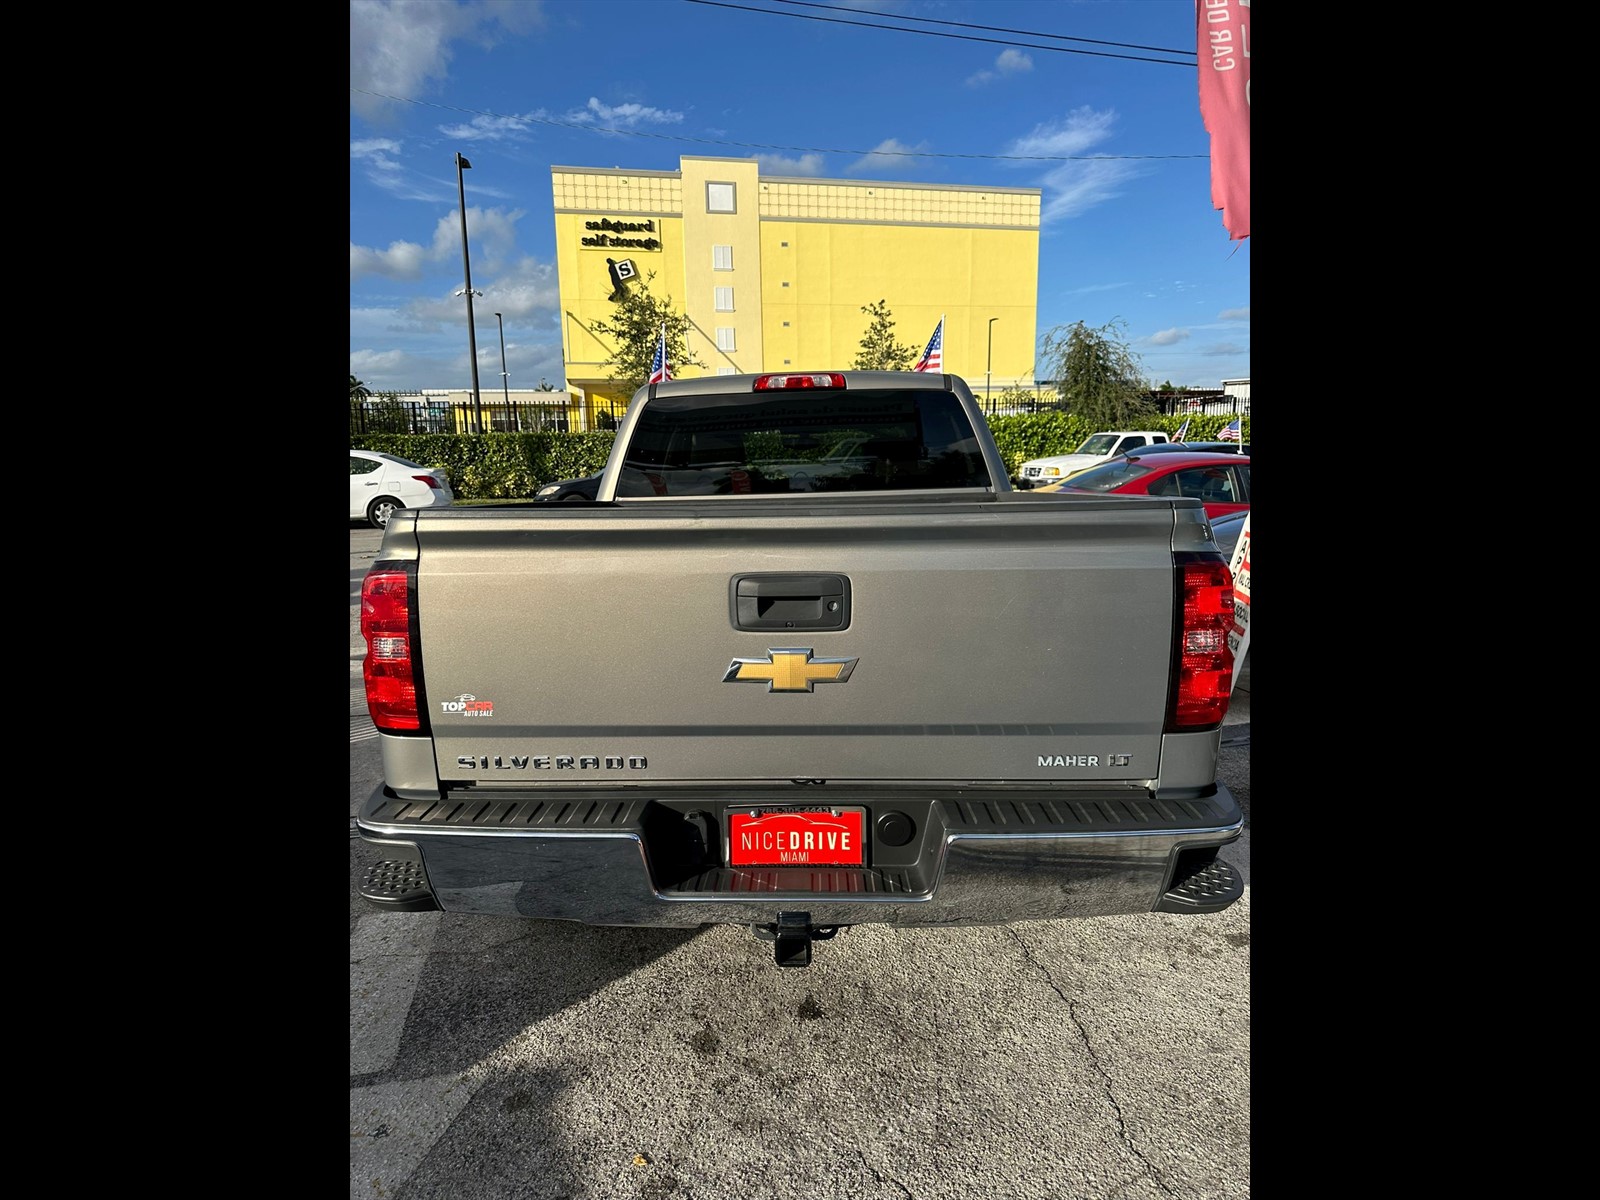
[1015,430,1171,489]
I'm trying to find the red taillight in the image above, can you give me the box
[1168,558,1235,730]
[753,373,846,390]
[412,474,443,490]
[362,569,420,732]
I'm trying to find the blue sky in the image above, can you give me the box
[350,0,1248,394]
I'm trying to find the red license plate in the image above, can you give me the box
[728,807,866,867]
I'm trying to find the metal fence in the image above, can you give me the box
[972,389,1247,419]
[349,397,630,437]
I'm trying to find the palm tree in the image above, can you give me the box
[350,374,372,404]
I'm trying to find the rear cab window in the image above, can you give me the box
[618,388,992,496]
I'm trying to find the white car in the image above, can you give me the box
[1015,430,1171,489]
[350,450,454,528]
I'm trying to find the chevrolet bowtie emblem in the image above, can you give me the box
[723,647,858,692]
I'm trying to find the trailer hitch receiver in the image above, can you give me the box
[752,912,841,967]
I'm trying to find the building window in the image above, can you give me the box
[717,367,735,376]
[714,287,734,311]
[712,245,733,271]
[780,241,789,247]
[716,327,736,352]
[781,282,790,288]
[782,321,790,327]
[707,182,736,213]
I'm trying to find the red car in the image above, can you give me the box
[1034,450,1251,520]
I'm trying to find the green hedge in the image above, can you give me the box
[352,414,1249,500]
[350,431,615,500]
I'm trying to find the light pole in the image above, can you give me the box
[495,311,514,430]
[455,151,484,433]
[986,317,999,408]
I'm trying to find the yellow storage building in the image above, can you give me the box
[553,155,1040,422]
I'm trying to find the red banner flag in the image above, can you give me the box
[1196,0,1250,240]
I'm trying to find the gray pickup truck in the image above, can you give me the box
[357,370,1243,966]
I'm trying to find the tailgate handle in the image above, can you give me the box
[731,574,851,631]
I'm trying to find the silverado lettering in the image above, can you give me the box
[456,755,649,770]
[358,370,1244,967]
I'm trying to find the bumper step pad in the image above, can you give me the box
[1154,856,1243,914]
[359,858,440,912]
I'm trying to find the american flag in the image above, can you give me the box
[913,315,945,373]
[647,324,671,384]
[1218,417,1242,442]
[1174,418,1190,442]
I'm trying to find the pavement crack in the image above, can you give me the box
[855,1148,913,1199]
[1007,928,1176,1199]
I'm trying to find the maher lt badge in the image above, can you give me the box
[724,648,858,692]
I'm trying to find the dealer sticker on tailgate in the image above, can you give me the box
[728,807,866,867]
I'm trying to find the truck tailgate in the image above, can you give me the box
[411,497,1182,786]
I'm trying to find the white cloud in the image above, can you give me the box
[351,239,431,282]
[350,252,567,392]
[1002,108,1146,224]
[350,0,546,123]
[1037,158,1143,223]
[351,138,424,197]
[1146,328,1190,347]
[351,136,485,204]
[1008,106,1119,158]
[567,97,685,127]
[473,258,563,321]
[349,347,419,379]
[847,139,928,174]
[1062,282,1132,296]
[351,206,527,282]
[757,153,826,176]
[437,206,525,271]
[1218,307,1250,321]
[438,113,538,143]
[968,48,1034,86]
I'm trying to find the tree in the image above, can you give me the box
[350,374,372,404]
[853,299,917,371]
[586,271,702,395]
[368,390,411,434]
[1038,318,1158,428]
